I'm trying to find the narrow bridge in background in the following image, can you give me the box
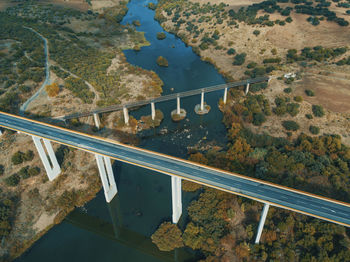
[1,112,350,245]
[57,77,269,128]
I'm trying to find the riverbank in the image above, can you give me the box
[154,0,350,145]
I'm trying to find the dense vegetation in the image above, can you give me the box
[0,197,17,238]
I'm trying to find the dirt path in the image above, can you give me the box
[19,27,50,114]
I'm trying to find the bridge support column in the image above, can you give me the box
[123,107,129,125]
[171,176,182,224]
[223,87,228,104]
[151,102,156,120]
[200,91,204,111]
[176,97,181,115]
[93,113,100,129]
[32,136,61,181]
[255,203,270,244]
[0,128,2,136]
[245,83,250,95]
[95,154,117,203]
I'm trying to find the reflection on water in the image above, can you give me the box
[15,0,228,261]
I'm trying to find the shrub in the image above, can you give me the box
[132,20,140,26]
[282,120,300,131]
[286,17,293,23]
[286,103,300,116]
[312,105,325,117]
[156,56,168,67]
[28,167,40,177]
[11,151,24,165]
[0,165,4,176]
[294,96,303,102]
[227,48,236,55]
[23,150,34,161]
[284,87,292,93]
[253,112,266,126]
[19,166,30,179]
[147,2,157,10]
[247,62,257,68]
[305,89,315,96]
[263,57,281,64]
[305,113,313,119]
[253,30,260,36]
[156,32,166,40]
[233,53,246,65]
[5,174,20,187]
[309,125,320,134]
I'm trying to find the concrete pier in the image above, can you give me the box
[32,136,61,181]
[95,154,118,202]
[123,107,129,125]
[255,203,270,244]
[0,128,2,136]
[195,90,210,115]
[171,96,186,121]
[245,83,250,95]
[93,113,100,129]
[171,176,182,224]
[223,87,228,104]
[151,102,156,121]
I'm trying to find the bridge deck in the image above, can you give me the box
[61,77,269,120]
[1,111,350,227]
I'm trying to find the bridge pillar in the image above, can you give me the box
[0,128,2,136]
[123,107,129,125]
[95,154,118,203]
[176,96,181,115]
[245,83,250,95]
[171,176,182,224]
[32,136,61,181]
[151,102,156,120]
[255,203,270,244]
[200,91,205,111]
[223,87,228,104]
[93,113,100,129]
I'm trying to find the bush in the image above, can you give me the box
[253,112,266,126]
[0,165,4,176]
[247,62,257,68]
[309,125,320,134]
[233,53,246,65]
[156,56,168,67]
[282,120,300,131]
[28,167,40,177]
[253,30,260,36]
[147,2,157,10]
[19,166,30,179]
[294,96,303,102]
[11,151,24,165]
[23,150,34,161]
[305,89,315,96]
[286,103,300,116]
[227,48,236,55]
[156,32,166,40]
[132,20,140,26]
[5,174,20,187]
[312,105,325,117]
[284,87,292,93]
[305,113,313,119]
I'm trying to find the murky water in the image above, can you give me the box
[16,1,228,261]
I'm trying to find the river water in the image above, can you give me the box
[16,0,227,261]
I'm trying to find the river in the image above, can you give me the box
[15,0,227,261]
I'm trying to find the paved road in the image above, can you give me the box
[1,112,350,227]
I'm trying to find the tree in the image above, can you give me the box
[282,120,300,131]
[253,29,260,36]
[156,56,168,67]
[45,83,60,97]
[189,152,208,165]
[305,89,315,96]
[0,165,4,176]
[11,151,24,165]
[312,105,325,117]
[233,53,246,65]
[156,32,166,40]
[151,222,184,251]
[227,48,236,55]
[309,125,320,135]
[5,174,20,187]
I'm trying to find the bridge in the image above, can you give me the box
[1,111,350,245]
[56,77,269,127]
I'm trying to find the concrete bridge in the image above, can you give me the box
[1,111,350,245]
[56,77,269,128]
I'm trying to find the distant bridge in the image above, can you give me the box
[56,77,269,128]
[1,111,350,245]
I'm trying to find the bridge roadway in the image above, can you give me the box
[1,111,350,227]
[60,77,269,120]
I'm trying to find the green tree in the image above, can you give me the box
[312,105,325,117]
[151,222,184,251]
